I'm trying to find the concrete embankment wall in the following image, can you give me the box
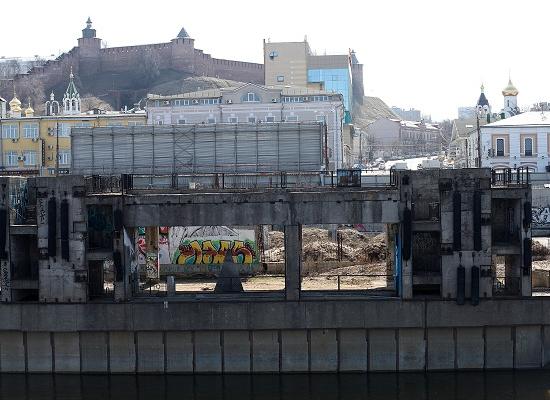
[0,299,549,373]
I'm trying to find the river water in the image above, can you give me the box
[4,371,550,399]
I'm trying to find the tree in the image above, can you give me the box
[81,94,113,112]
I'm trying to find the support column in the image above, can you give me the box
[0,178,10,302]
[284,224,302,301]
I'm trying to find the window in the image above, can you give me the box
[177,119,186,125]
[286,116,298,122]
[128,121,141,126]
[183,99,190,106]
[106,121,123,127]
[2,124,18,139]
[248,117,256,123]
[277,75,284,82]
[156,121,163,125]
[74,122,92,128]
[4,151,18,166]
[154,100,160,107]
[174,100,182,106]
[207,118,216,124]
[23,151,36,166]
[243,92,260,103]
[23,123,39,139]
[58,151,71,165]
[316,115,326,123]
[496,138,505,157]
[200,98,219,105]
[58,123,71,137]
[269,51,278,60]
[525,137,533,156]
[228,117,238,123]
[265,116,275,123]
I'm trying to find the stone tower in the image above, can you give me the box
[170,27,197,73]
[77,18,101,75]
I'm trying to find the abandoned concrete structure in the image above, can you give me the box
[0,168,540,373]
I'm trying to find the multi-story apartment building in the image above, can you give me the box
[146,83,346,169]
[469,112,550,172]
[391,107,422,122]
[0,72,145,176]
[263,39,363,123]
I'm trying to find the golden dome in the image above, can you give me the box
[9,95,21,112]
[24,102,34,117]
[502,79,518,96]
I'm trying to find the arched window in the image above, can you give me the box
[242,92,260,103]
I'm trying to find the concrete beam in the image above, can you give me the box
[398,328,425,371]
[136,331,164,373]
[369,329,397,371]
[309,329,337,372]
[223,331,250,373]
[109,331,136,373]
[53,332,80,373]
[0,332,25,372]
[281,330,308,372]
[194,331,222,373]
[26,332,52,372]
[251,330,279,373]
[338,329,367,372]
[80,332,108,373]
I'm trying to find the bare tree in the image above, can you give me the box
[81,94,113,112]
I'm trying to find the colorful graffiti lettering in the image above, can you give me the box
[172,240,257,265]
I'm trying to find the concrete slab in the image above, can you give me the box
[136,332,164,373]
[109,331,136,373]
[427,328,454,370]
[165,332,193,373]
[369,329,397,371]
[515,326,541,369]
[0,331,25,372]
[80,332,108,373]
[53,332,80,373]
[456,327,484,369]
[485,327,513,369]
[251,330,279,373]
[309,329,337,372]
[26,332,52,372]
[398,328,425,371]
[281,330,308,372]
[194,331,222,373]
[338,329,367,372]
[223,331,250,373]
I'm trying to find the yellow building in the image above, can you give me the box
[0,72,145,176]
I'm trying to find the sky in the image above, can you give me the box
[3,0,550,121]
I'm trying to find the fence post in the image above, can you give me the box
[337,275,341,291]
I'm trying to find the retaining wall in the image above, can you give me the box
[0,299,549,373]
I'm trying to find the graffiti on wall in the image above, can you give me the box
[136,226,258,266]
[533,206,550,226]
[172,239,257,265]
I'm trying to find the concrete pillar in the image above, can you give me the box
[80,331,108,372]
[338,329,367,372]
[26,332,52,372]
[427,328,455,370]
[109,331,136,373]
[456,327,484,369]
[515,326,541,369]
[281,330,308,372]
[368,329,397,371]
[485,327,513,369]
[136,331,164,373]
[544,325,550,368]
[310,329,337,372]
[284,225,302,301]
[0,179,11,302]
[398,328,425,371]
[251,330,279,373]
[144,226,160,281]
[0,331,25,372]
[194,331,222,373]
[165,331,193,373]
[223,331,250,373]
[53,332,80,373]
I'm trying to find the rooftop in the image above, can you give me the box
[484,112,550,127]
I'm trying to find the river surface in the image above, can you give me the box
[4,371,550,399]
